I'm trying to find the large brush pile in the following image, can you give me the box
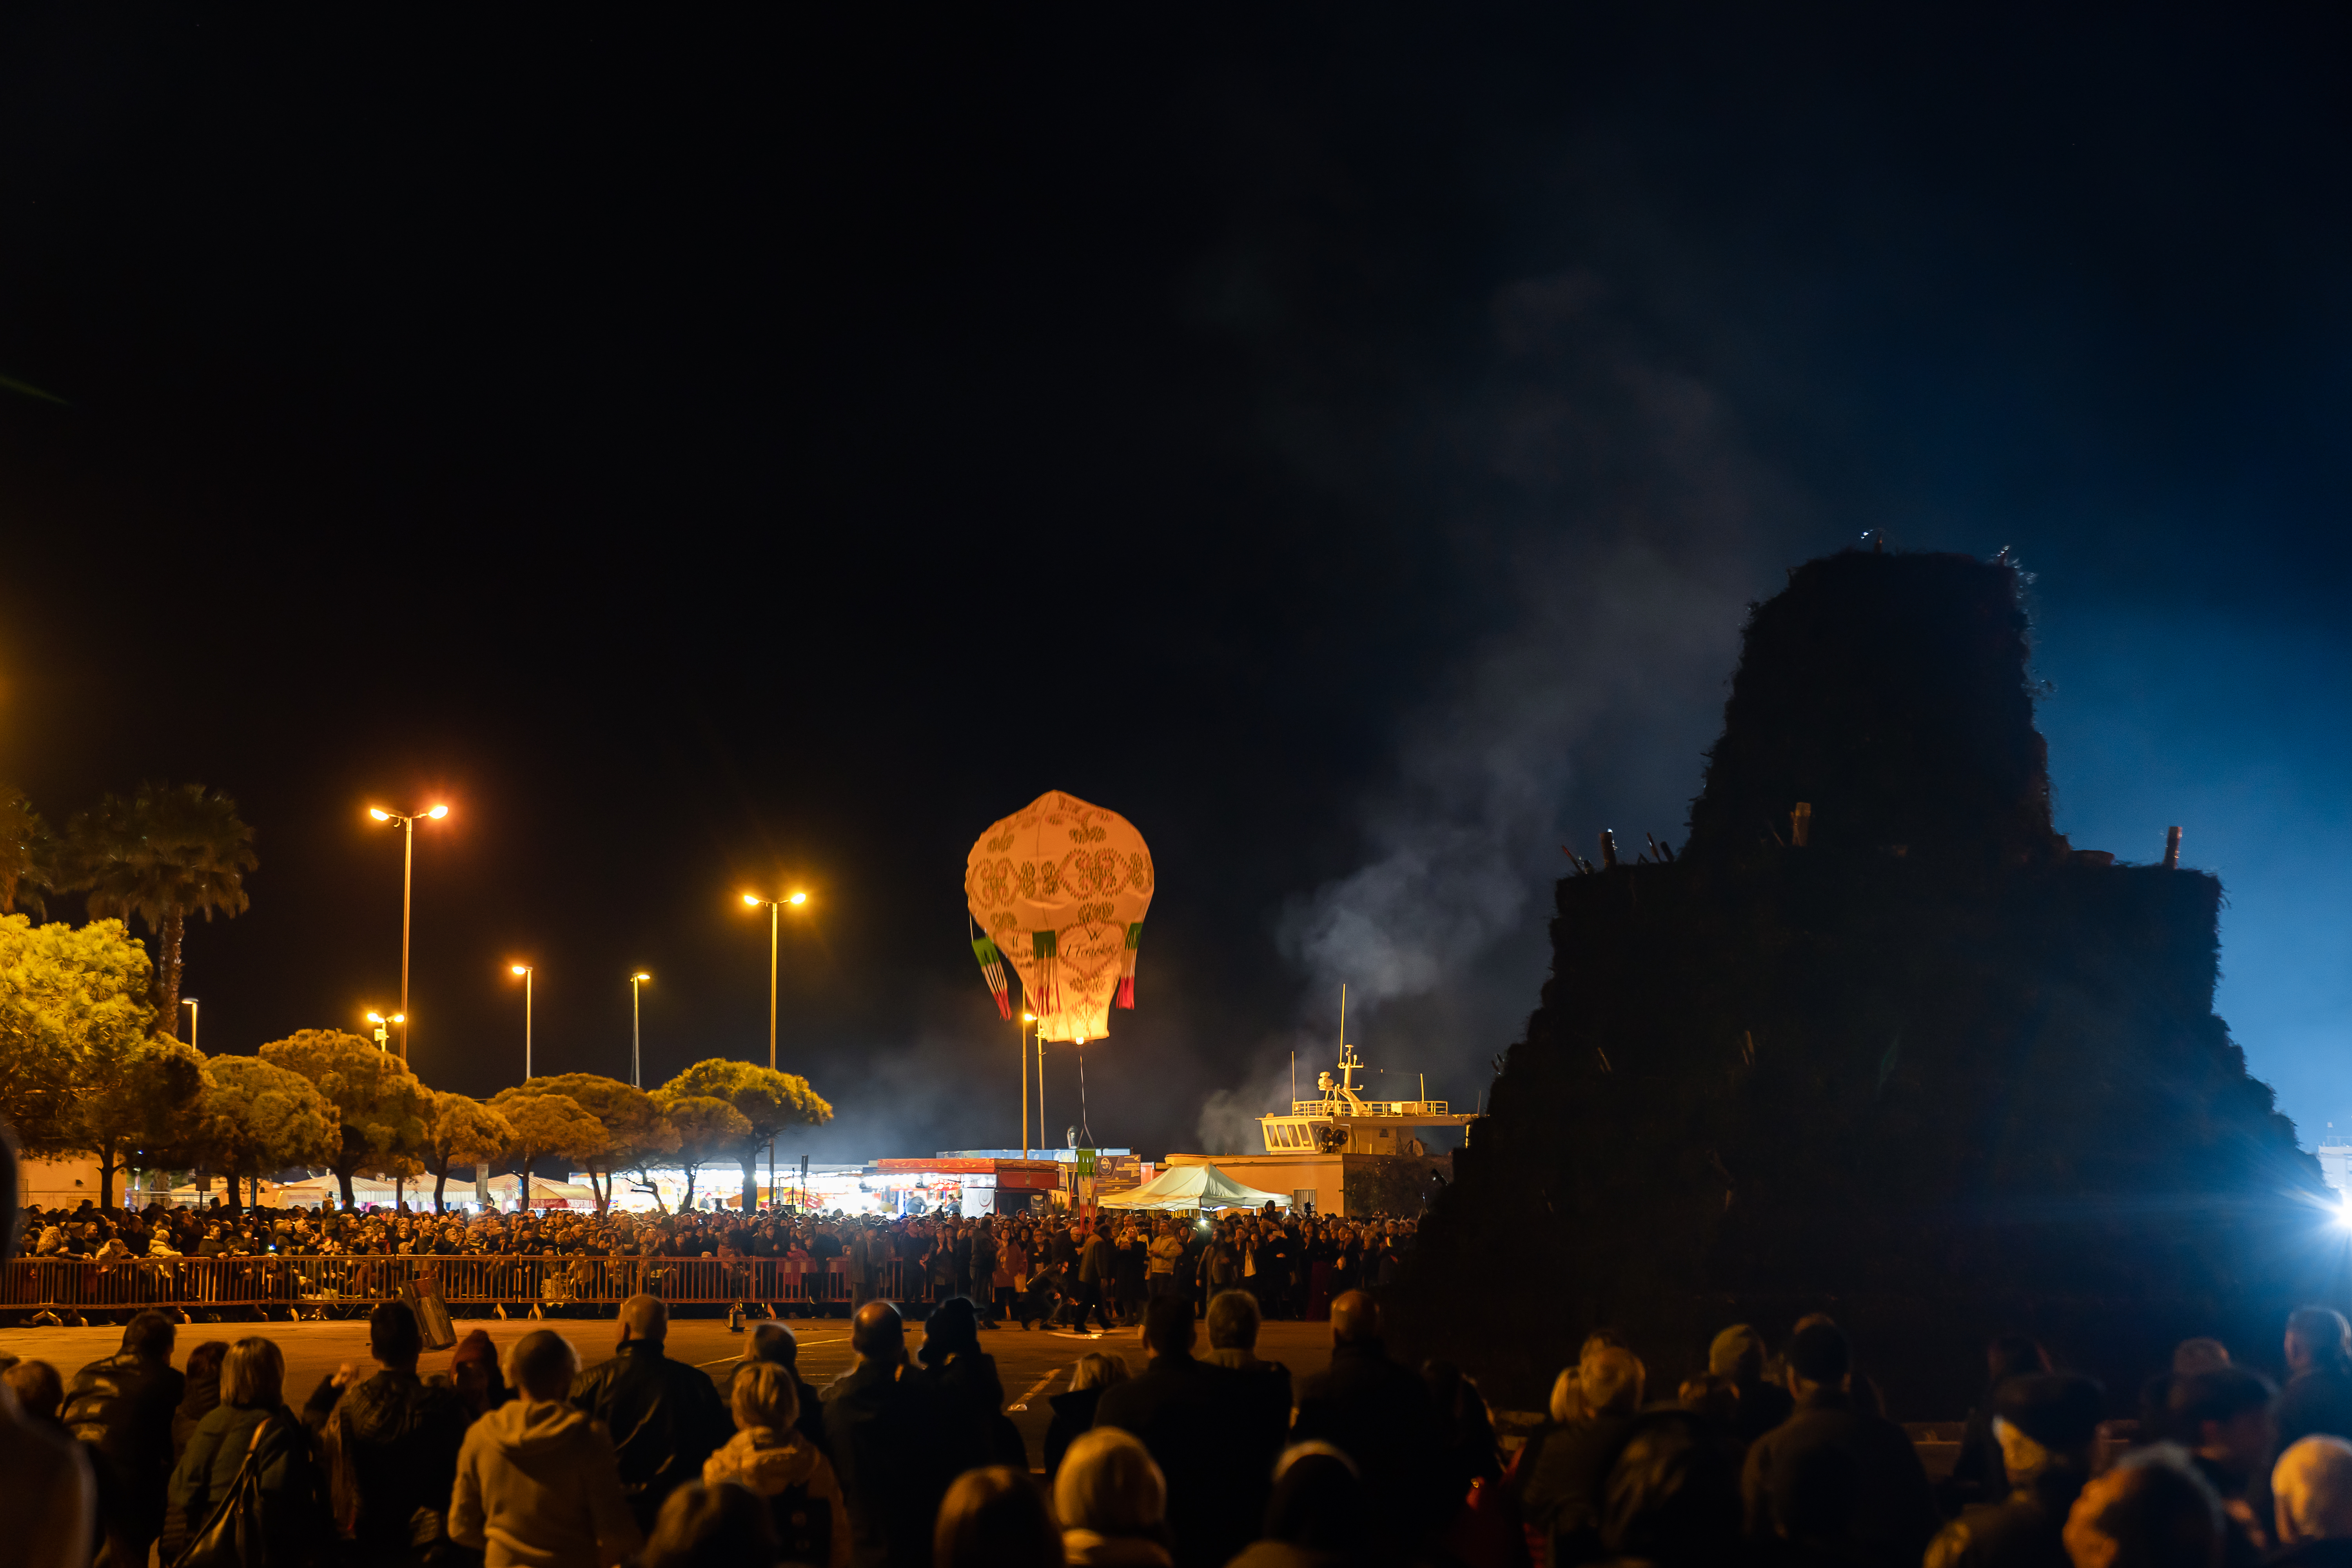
[1393,551,2332,1415]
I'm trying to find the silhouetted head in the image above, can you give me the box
[852,1300,905,1361]
[1265,1445,1364,1552]
[1205,1290,1260,1351]
[1784,1323,1849,1396]
[619,1293,668,1346]
[2274,1436,2352,1546]
[1994,1374,2105,1479]
[922,1297,981,1368]
[2288,1307,2352,1374]
[1708,1325,1766,1383]
[641,1482,778,1568]
[1142,1297,1195,1359]
[1055,1428,1166,1538]
[935,1467,1062,1568]
[510,1329,580,1402]
[122,1309,176,1361]
[370,1301,423,1368]
[2172,1338,2231,1376]
[2064,1447,2223,1568]
[1329,1290,1378,1345]
[744,1321,797,1369]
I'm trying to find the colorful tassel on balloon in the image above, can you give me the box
[970,936,1011,1019]
[1031,929,1059,1013]
[1115,921,1142,1009]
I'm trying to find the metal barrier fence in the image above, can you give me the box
[0,1256,949,1314]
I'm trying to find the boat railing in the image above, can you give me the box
[1283,1099,1450,1118]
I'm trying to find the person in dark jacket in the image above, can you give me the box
[1093,1296,1273,1568]
[570,1293,731,1537]
[1740,1322,1937,1568]
[64,1309,186,1568]
[1708,1324,1795,1450]
[163,1338,325,1568]
[2168,1364,2279,1566]
[1523,1346,1644,1567]
[917,1297,1026,1468]
[1046,1353,1129,1480]
[717,1321,828,1456]
[172,1342,232,1463]
[1291,1290,1450,1554]
[305,1301,470,1567]
[1941,1334,2054,1517]
[823,1300,984,1568]
[1925,1373,2102,1568]
[2281,1308,2352,1453]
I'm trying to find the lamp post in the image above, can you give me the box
[509,965,533,1079]
[629,972,651,1088]
[367,803,448,1062]
[182,998,198,1053]
[366,1011,404,1051]
[740,889,809,1214]
[1021,1011,1036,1160]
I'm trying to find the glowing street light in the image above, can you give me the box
[365,1010,405,1051]
[739,891,811,1071]
[508,964,533,1080]
[629,971,652,1088]
[367,803,449,1061]
[182,998,198,1053]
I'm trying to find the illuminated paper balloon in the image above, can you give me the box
[965,790,1155,1042]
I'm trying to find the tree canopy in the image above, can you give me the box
[0,784,53,917]
[198,1056,336,1212]
[418,1091,514,1212]
[509,1074,670,1214]
[659,1059,833,1210]
[652,1092,751,1211]
[491,1089,607,1206]
[261,1028,430,1207]
[0,915,156,1160]
[67,782,256,1034]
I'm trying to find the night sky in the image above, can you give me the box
[3,11,2348,1163]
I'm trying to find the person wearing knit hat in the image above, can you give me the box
[1924,1374,2103,1568]
[450,1331,510,1421]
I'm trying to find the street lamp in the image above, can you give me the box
[182,998,198,1053]
[367,803,448,1061]
[365,1011,405,1051]
[1021,1011,1038,1160]
[629,972,651,1088]
[508,965,533,1080]
[738,891,810,1071]
[740,889,810,1215]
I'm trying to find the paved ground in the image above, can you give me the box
[0,1313,1346,1466]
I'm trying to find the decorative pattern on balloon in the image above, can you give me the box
[963,790,1155,1042]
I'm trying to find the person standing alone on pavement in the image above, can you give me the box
[569,1294,730,1537]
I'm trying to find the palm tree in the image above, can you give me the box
[0,784,53,915]
[68,783,257,1034]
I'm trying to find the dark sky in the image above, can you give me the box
[3,9,2348,1163]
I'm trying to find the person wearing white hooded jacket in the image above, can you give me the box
[450,1330,641,1568]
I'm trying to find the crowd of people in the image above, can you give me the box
[16,1163,2352,1568]
[10,1199,1417,1328]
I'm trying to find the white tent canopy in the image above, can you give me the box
[1099,1163,1288,1212]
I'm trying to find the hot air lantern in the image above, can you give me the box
[965,791,1154,1042]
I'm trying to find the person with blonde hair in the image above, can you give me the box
[2273,1433,2352,1555]
[935,1466,1063,1568]
[163,1337,324,1568]
[1520,1345,1649,1566]
[450,1329,641,1568]
[1056,1428,1172,1568]
[701,1361,848,1568]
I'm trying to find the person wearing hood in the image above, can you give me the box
[702,1360,849,1568]
[450,1329,641,1568]
[306,1301,470,1566]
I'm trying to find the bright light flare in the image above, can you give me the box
[632,971,651,982]
[510,964,529,976]
[368,808,390,821]
[427,804,448,819]
[366,1012,384,1024]
[742,893,761,907]
[390,1013,404,1024]
[788,891,808,906]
